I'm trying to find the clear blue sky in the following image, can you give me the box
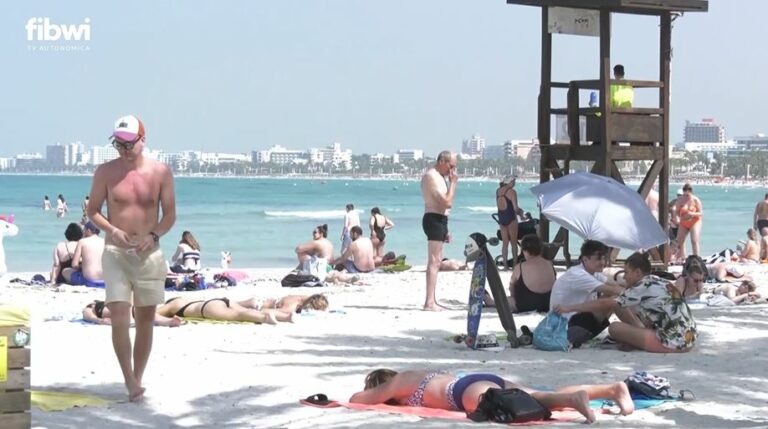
[1,1,765,157]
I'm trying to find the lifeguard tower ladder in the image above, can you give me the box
[505,0,708,265]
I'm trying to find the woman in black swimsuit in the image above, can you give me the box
[508,234,556,313]
[494,176,524,270]
[84,296,295,325]
[157,296,292,324]
[83,300,183,327]
[369,207,394,259]
[50,222,83,285]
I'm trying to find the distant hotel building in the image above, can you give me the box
[396,149,423,162]
[735,134,768,150]
[483,141,514,161]
[90,145,119,166]
[461,134,485,159]
[683,118,726,152]
[253,143,351,168]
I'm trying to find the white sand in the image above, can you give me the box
[2,266,768,429]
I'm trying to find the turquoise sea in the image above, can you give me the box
[0,174,763,273]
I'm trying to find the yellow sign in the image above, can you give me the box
[0,335,7,383]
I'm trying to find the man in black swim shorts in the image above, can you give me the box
[420,150,458,311]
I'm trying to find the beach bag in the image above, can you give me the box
[281,273,322,288]
[467,388,551,423]
[624,371,673,400]
[532,312,570,351]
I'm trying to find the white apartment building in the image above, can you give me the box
[89,145,119,165]
[396,149,423,162]
[683,141,736,153]
[254,145,306,164]
[461,134,485,158]
[0,158,15,170]
[308,143,352,168]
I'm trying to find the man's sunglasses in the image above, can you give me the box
[111,137,141,151]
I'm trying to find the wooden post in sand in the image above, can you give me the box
[0,306,31,429]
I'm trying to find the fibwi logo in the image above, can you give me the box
[26,17,91,52]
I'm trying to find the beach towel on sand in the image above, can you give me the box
[302,397,672,423]
[31,390,112,411]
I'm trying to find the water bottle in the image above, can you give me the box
[589,91,598,107]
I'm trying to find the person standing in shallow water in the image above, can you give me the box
[420,150,458,311]
[87,115,176,402]
[676,183,703,259]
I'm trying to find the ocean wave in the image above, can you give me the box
[464,206,497,213]
[264,209,348,219]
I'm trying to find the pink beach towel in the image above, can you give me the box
[333,402,585,424]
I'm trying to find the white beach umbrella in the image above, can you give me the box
[529,172,668,251]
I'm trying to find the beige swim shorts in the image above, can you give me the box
[103,244,166,306]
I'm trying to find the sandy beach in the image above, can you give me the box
[2,265,768,429]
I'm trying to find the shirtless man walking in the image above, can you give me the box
[87,115,176,402]
[420,150,458,311]
[754,194,768,232]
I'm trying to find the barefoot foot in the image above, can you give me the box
[568,390,595,424]
[128,386,146,402]
[264,313,278,325]
[611,382,634,415]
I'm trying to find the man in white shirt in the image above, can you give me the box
[341,203,361,254]
[550,240,625,346]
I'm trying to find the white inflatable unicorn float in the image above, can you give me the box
[0,215,19,277]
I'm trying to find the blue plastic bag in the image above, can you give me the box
[532,312,571,351]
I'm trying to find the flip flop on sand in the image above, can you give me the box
[300,393,340,408]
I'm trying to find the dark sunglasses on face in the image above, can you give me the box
[112,137,140,151]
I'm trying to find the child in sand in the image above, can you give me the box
[349,368,634,424]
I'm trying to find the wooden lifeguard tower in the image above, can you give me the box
[505,0,708,264]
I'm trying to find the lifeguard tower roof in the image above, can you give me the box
[506,0,707,14]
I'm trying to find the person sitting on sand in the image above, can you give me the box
[507,234,555,313]
[673,255,707,300]
[83,300,183,327]
[50,222,83,285]
[330,226,375,273]
[555,252,697,353]
[349,368,634,424]
[296,224,334,276]
[737,228,760,263]
[549,240,625,346]
[713,281,762,305]
[62,221,105,287]
[170,230,202,273]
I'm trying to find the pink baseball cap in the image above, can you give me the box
[110,115,145,142]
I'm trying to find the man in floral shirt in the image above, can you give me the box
[554,252,696,353]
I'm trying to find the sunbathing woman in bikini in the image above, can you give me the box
[83,300,183,327]
[349,368,634,423]
[157,296,293,324]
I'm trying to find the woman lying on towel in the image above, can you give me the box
[84,294,309,325]
[349,368,634,423]
[240,294,328,315]
[83,300,183,327]
[713,281,762,305]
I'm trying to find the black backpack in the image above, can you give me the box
[467,388,551,423]
[280,273,323,288]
